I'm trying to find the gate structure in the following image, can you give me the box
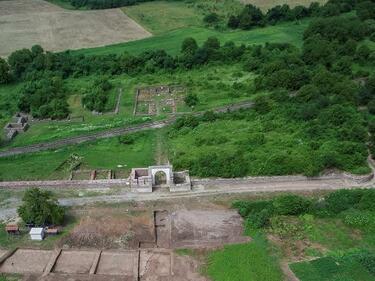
[130,165,191,193]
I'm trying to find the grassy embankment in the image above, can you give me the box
[0,131,156,181]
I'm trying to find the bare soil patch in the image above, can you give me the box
[0,0,151,57]
[171,210,250,248]
[62,208,154,249]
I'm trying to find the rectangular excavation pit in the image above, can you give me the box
[154,210,171,249]
[52,250,97,274]
[96,250,138,276]
[0,249,53,274]
[170,210,250,248]
[139,249,171,279]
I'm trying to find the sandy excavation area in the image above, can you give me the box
[0,0,151,57]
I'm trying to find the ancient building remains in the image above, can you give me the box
[130,165,191,192]
[133,85,186,116]
[3,113,29,140]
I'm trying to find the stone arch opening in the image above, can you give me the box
[154,171,167,186]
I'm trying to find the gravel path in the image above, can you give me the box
[0,102,253,158]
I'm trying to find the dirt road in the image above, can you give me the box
[1,174,372,221]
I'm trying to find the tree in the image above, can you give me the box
[238,4,265,29]
[356,1,375,21]
[356,45,371,62]
[227,15,239,29]
[18,188,65,226]
[203,12,220,26]
[184,93,198,107]
[0,58,11,84]
[8,48,33,78]
[181,37,198,55]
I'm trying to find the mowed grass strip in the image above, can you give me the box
[0,131,156,181]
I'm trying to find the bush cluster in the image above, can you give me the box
[233,189,375,230]
[82,77,112,112]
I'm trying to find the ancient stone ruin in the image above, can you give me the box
[133,85,186,116]
[130,165,191,192]
[3,113,29,140]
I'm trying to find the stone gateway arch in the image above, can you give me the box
[130,165,191,193]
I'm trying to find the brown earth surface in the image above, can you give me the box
[0,0,151,57]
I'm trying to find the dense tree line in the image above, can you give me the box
[227,0,375,30]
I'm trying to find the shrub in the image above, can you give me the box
[270,216,305,239]
[273,194,311,216]
[324,189,363,214]
[203,13,220,26]
[342,209,372,228]
[118,135,135,145]
[358,189,375,210]
[247,208,272,229]
[184,93,199,107]
[232,200,273,217]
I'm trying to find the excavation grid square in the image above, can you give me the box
[53,250,96,274]
[0,249,52,274]
[96,251,138,276]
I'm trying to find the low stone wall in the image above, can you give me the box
[192,171,374,187]
[0,179,129,189]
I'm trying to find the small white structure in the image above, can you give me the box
[29,227,45,241]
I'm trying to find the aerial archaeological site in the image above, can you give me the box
[0,0,375,280]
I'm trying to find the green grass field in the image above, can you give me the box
[123,0,244,34]
[72,21,308,57]
[290,256,375,281]
[123,1,204,34]
[0,131,156,180]
[206,230,283,281]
